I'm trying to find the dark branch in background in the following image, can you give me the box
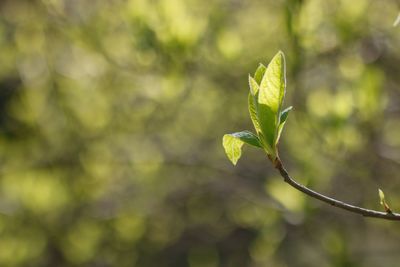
[274,158,400,221]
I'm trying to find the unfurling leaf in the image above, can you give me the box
[222,131,261,165]
[248,93,261,134]
[254,64,267,84]
[378,188,392,214]
[248,76,262,135]
[248,75,259,96]
[258,51,286,115]
[257,51,286,157]
[276,106,292,145]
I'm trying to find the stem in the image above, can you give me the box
[274,158,400,221]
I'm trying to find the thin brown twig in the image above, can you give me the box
[274,158,400,221]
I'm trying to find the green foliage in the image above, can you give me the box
[223,51,292,164]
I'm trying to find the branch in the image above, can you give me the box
[274,158,400,221]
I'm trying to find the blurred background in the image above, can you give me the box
[1,0,400,266]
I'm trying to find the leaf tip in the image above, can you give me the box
[248,75,259,95]
[276,50,285,60]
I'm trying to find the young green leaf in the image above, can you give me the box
[248,93,261,133]
[257,51,286,152]
[258,51,286,115]
[248,76,262,135]
[254,63,267,84]
[248,75,259,96]
[275,106,292,145]
[257,104,276,151]
[222,131,261,165]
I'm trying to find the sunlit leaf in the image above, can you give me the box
[248,76,262,135]
[258,51,286,115]
[248,75,259,96]
[248,93,261,134]
[258,51,286,151]
[247,94,275,156]
[254,63,267,84]
[222,131,261,165]
[257,104,276,151]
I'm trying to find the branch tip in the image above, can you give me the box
[275,160,400,221]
